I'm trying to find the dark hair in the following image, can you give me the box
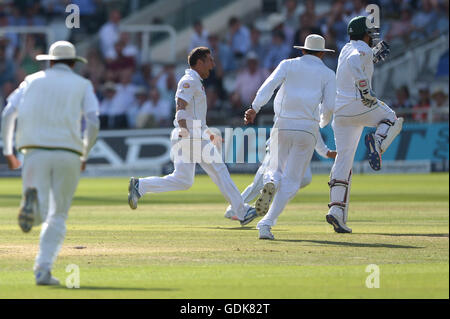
[188,47,211,67]
[228,17,239,26]
[302,49,322,56]
[53,60,76,67]
[350,33,366,41]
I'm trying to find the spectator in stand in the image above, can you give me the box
[98,82,118,130]
[430,83,449,122]
[154,63,177,101]
[99,9,121,59]
[263,31,290,71]
[82,48,106,89]
[189,20,209,52]
[325,0,348,51]
[16,35,43,76]
[136,87,172,128]
[107,38,136,73]
[227,17,251,59]
[127,86,149,129]
[71,0,100,33]
[132,63,153,88]
[269,13,295,47]
[106,33,140,63]
[109,68,137,129]
[231,52,269,115]
[0,38,16,90]
[206,85,228,126]
[208,33,236,72]
[434,0,449,36]
[385,6,414,43]
[282,0,301,32]
[41,0,68,17]
[410,0,438,40]
[392,85,414,120]
[0,12,18,60]
[249,26,267,62]
[412,84,432,122]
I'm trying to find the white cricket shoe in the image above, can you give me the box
[35,269,60,286]
[258,225,275,240]
[18,187,37,233]
[326,208,352,233]
[255,182,275,216]
[224,205,239,220]
[128,177,141,210]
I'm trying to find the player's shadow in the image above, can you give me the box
[200,226,255,230]
[276,239,422,249]
[372,233,449,238]
[50,286,178,292]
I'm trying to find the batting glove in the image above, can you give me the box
[356,79,377,107]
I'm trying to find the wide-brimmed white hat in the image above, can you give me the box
[36,41,87,63]
[293,34,335,52]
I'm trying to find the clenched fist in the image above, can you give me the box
[244,108,257,125]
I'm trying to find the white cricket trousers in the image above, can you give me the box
[331,100,397,182]
[257,130,316,227]
[139,139,247,220]
[21,149,81,272]
[241,151,313,204]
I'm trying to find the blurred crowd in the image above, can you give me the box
[0,0,448,130]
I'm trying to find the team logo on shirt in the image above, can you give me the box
[183,82,190,89]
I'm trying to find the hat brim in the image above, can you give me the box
[293,46,335,53]
[36,54,88,64]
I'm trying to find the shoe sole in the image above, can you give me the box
[18,188,37,233]
[259,235,275,240]
[365,134,382,171]
[255,182,275,216]
[128,177,138,210]
[326,215,352,233]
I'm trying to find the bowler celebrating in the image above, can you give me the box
[128,47,257,225]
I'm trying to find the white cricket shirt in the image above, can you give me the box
[174,69,208,135]
[335,40,374,111]
[251,55,336,137]
[1,64,99,156]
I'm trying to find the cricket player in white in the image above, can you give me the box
[224,133,337,219]
[323,16,403,233]
[128,47,257,225]
[1,41,100,285]
[244,35,336,240]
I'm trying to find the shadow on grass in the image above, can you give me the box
[276,239,422,249]
[373,233,449,238]
[49,286,178,292]
[199,226,255,230]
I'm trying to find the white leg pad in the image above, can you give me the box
[380,117,403,153]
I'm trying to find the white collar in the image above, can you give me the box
[186,68,203,82]
[51,63,73,72]
[301,54,323,64]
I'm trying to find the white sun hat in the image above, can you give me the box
[36,41,87,63]
[293,34,335,52]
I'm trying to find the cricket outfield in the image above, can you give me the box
[0,173,448,299]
